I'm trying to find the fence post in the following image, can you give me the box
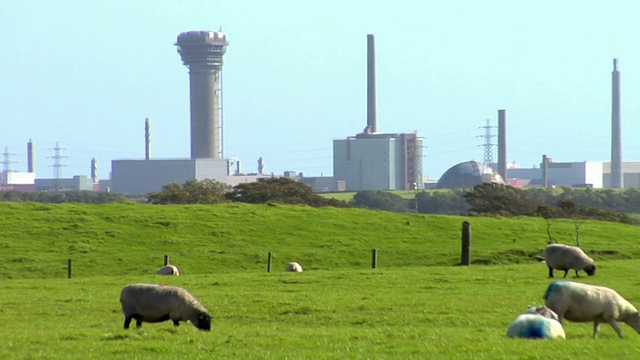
[67,258,72,279]
[371,249,378,269]
[267,252,272,273]
[461,221,471,266]
[164,255,169,266]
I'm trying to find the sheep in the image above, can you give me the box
[543,243,596,278]
[156,264,182,276]
[286,262,303,272]
[543,280,640,338]
[120,283,211,331]
[506,305,566,339]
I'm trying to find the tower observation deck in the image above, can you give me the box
[176,31,228,159]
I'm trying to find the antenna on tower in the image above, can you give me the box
[477,119,496,169]
[48,142,67,191]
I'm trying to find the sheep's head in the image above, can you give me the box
[195,313,211,331]
[584,265,596,276]
[527,305,559,321]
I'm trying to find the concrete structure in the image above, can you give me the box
[176,30,228,159]
[611,58,623,188]
[502,160,640,189]
[35,175,94,192]
[366,34,377,133]
[333,132,423,191]
[111,158,231,195]
[497,109,507,181]
[437,161,504,189]
[0,171,36,191]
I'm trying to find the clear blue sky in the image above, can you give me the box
[1,0,639,181]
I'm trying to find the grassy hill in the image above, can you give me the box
[3,201,640,358]
[1,201,638,279]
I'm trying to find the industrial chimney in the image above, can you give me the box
[366,34,377,133]
[611,58,623,188]
[176,30,228,159]
[27,139,34,173]
[497,109,507,181]
[145,117,151,160]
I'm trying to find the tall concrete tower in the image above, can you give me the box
[176,30,228,159]
[611,58,623,188]
[497,109,507,181]
[366,34,377,133]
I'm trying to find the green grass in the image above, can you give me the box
[3,202,640,358]
[3,263,640,359]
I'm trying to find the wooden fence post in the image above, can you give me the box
[461,221,471,266]
[67,258,72,279]
[371,249,378,269]
[267,252,272,273]
[164,255,169,266]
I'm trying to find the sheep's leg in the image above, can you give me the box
[548,266,554,278]
[136,319,143,328]
[124,316,133,329]
[593,322,600,338]
[608,320,624,338]
[575,270,581,278]
[563,270,569,278]
[172,319,180,327]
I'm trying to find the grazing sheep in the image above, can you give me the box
[286,262,303,272]
[155,264,182,276]
[543,280,640,338]
[120,283,211,331]
[544,243,596,278]
[506,305,566,339]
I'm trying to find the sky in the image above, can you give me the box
[1,0,640,181]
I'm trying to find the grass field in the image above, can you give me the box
[2,202,640,358]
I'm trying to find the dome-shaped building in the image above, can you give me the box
[437,161,505,189]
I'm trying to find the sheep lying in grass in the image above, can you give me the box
[155,264,182,276]
[506,305,566,339]
[120,283,211,331]
[543,280,640,338]
[544,243,596,278]
[286,262,303,272]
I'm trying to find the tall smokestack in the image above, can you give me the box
[542,154,549,188]
[611,58,623,188]
[27,139,34,173]
[145,117,151,160]
[91,158,98,183]
[497,109,507,181]
[366,34,377,133]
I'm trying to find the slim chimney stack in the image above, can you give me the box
[611,58,623,188]
[497,109,507,181]
[366,34,377,133]
[145,117,151,160]
[27,139,34,173]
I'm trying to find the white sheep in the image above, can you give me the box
[543,243,596,278]
[286,262,303,272]
[506,305,566,339]
[120,283,211,331]
[156,264,182,276]
[543,280,640,338]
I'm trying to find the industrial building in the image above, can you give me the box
[110,30,232,195]
[332,34,424,191]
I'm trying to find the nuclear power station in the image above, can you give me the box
[176,31,228,159]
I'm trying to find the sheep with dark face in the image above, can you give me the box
[120,283,211,331]
[544,244,596,278]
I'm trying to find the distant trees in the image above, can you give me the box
[0,190,127,204]
[147,179,230,205]
[351,191,410,212]
[225,177,351,207]
[147,177,351,208]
